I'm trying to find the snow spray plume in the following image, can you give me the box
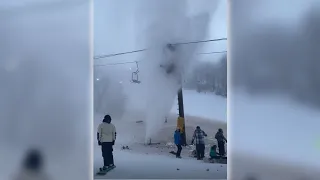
[0,1,91,180]
[136,1,213,143]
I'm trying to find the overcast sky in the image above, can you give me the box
[94,0,227,65]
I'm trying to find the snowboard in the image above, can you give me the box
[169,151,177,155]
[96,165,116,176]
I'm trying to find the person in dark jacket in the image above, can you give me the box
[191,126,207,160]
[215,128,227,156]
[174,128,182,158]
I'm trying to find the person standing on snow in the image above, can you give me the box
[215,128,227,156]
[174,128,182,158]
[97,115,117,170]
[191,126,207,160]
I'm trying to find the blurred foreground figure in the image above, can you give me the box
[14,149,49,180]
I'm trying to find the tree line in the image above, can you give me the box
[184,54,227,97]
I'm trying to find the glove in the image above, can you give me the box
[112,140,115,146]
[98,141,101,146]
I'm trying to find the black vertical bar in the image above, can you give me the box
[177,88,187,146]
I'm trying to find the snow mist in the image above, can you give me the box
[135,1,213,143]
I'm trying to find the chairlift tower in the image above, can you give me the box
[165,43,187,146]
[177,88,187,146]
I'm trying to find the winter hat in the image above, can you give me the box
[103,115,112,123]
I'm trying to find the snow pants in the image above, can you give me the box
[101,142,114,166]
[196,144,205,159]
[176,145,182,157]
[218,141,225,156]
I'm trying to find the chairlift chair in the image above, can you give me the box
[167,43,176,51]
[131,61,141,84]
[131,71,141,84]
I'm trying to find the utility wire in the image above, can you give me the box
[94,38,227,60]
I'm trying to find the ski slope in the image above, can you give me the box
[94,91,227,179]
[231,91,320,168]
[173,90,227,122]
[126,89,227,123]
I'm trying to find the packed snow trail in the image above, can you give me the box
[94,150,227,179]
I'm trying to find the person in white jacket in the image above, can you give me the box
[97,115,116,169]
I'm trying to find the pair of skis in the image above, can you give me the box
[96,165,116,176]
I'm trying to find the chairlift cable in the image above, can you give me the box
[94,50,227,67]
[93,37,227,60]
[94,60,141,67]
[94,49,147,60]
[171,38,227,46]
[198,51,227,55]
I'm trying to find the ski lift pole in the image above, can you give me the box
[177,87,187,146]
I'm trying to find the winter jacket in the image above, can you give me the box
[97,122,116,143]
[174,131,181,145]
[210,149,217,157]
[192,129,207,145]
[215,131,226,143]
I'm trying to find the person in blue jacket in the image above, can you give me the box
[174,128,182,158]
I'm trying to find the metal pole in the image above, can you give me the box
[177,88,187,146]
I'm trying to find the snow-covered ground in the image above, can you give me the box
[230,90,320,180]
[176,90,226,122]
[125,89,227,122]
[94,90,227,179]
[231,91,320,168]
[94,150,226,179]
[94,89,320,179]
